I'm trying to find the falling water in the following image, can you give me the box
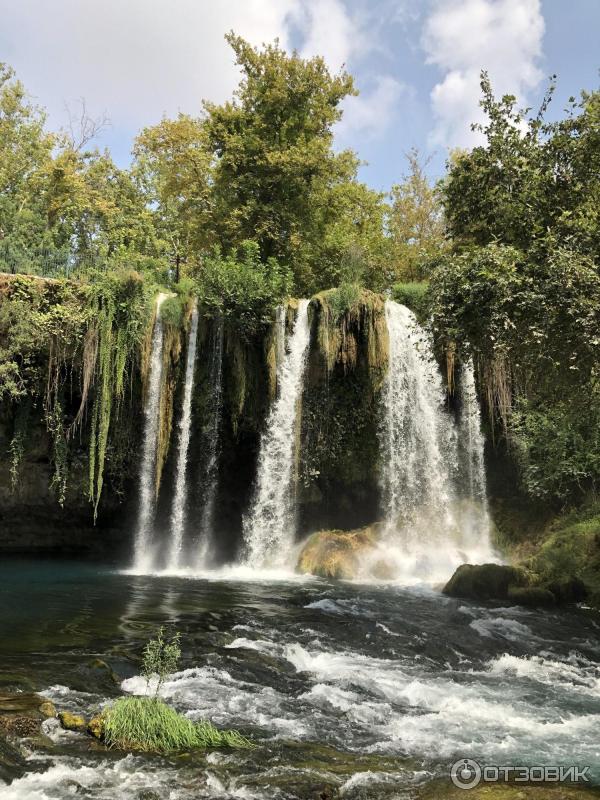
[459,357,492,541]
[243,300,311,568]
[379,301,456,531]
[165,304,199,570]
[195,316,225,568]
[132,294,167,572]
[275,304,286,375]
[377,301,495,582]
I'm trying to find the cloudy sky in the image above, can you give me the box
[0,0,597,189]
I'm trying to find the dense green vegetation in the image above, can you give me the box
[0,270,154,511]
[103,696,252,753]
[429,75,600,507]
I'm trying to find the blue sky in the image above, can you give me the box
[0,0,597,191]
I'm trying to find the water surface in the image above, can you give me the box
[1,560,599,799]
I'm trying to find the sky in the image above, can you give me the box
[0,0,597,191]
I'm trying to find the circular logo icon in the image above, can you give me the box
[450,758,482,789]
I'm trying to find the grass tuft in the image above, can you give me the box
[102,696,253,754]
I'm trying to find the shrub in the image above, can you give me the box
[392,281,429,320]
[102,696,253,753]
[142,627,181,696]
[328,282,361,319]
[195,241,292,337]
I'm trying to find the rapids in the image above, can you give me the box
[0,561,598,799]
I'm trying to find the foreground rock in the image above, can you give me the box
[0,733,25,784]
[297,526,381,579]
[0,692,56,738]
[443,563,587,606]
[418,780,600,799]
[58,711,87,733]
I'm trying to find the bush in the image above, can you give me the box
[159,295,183,329]
[195,240,292,337]
[142,626,181,696]
[102,696,253,753]
[328,282,361,319]
[392,281,429,320]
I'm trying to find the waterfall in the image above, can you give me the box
[377,301,495,582]
[195,316,224,568]
[243,300,311,568]
[379,301,456,531]
[132,294,167,572]
[459,357,492,542]
[165,304,199,570]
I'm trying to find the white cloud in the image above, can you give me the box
[0,0,404,159]
[338,75,406,141]
[291,0,360,69]
[0,0,298,132]
[422,0,545,149]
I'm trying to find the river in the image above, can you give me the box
[0,560,599,798]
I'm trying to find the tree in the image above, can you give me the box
[0,63,55,264]
[133,114,212,277]
[441,72,600,264]
[387,148,446,280]
[204,33,362,295]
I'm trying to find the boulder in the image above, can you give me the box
[0,732,26,784]
[87,715,105,740]
[0,692,55,738]
[87,658,120,686]
[443,563,588,607]
[58,711,87,732]
[443,563,528,602]
[545,576,587,604]
[507,585,556,607]
[297,526,379,579]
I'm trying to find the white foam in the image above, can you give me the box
[489,652,600,695]
[470,617,533,641]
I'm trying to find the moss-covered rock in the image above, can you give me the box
[58,711,87,732]
[39,700,56,719]
[88,658,120,685]
[418,780,600,799]
[297,526,380,579]
[507,585,556,607]
[88,715,105,740]
[299,289,389,533]
[443,563,529,602]
[444,561,590,607]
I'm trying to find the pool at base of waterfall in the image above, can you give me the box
[0,560,599,799]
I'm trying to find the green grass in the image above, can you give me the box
[102,696,254,754]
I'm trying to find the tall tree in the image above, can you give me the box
[204,33,362,294]
[387,148,446,281]
[0,63,55,264]
[442,72,600,263]
[133,114,212,277]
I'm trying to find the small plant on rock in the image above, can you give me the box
[142,626,181,696]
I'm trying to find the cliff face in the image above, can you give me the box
[0,280,390,557]
[299,289,389,533]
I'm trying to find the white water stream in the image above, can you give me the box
[243,300,311,568]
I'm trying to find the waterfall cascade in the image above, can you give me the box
[165,304,199,570]
[243,300,311,568]
[459,357,492,540]
[130,296,494,582]
[376,301,495,582]
[132,294,167,572]
[195,316,225,568]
